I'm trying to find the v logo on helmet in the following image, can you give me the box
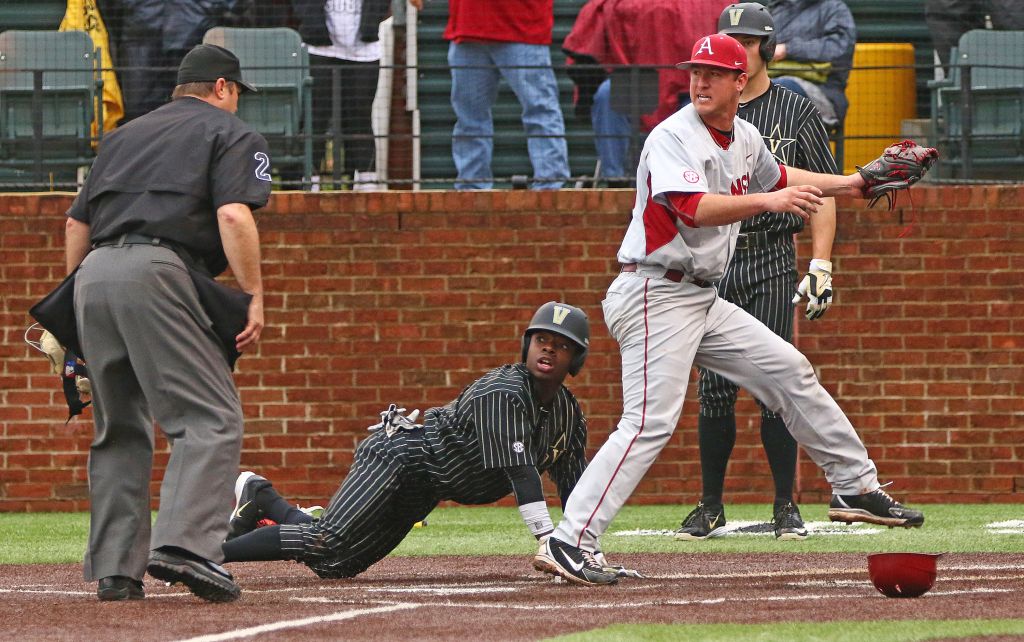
[552,306,570,325]
[696,36,714,56]
[728,8,744,25]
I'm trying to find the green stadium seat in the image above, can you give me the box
[0,29,99,189]
[203,27,314,189]
[929,29,1024,180]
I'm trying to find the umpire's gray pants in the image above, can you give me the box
[74,244,243,581]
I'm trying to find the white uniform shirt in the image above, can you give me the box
[616,104,782,282]
[307,0,381,62]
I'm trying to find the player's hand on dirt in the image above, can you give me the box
[236,293,264,352]
[593,551,646,579]
[766,185,823,221]
[792,259,833,320]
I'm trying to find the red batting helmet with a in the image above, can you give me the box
[676,34,748,73]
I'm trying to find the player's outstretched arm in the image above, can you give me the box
[505,465,555,540]
[694,186,823,227]
[784,165,865,198]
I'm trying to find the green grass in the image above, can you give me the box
[548,619,1024,642]
[2,503,1021,564]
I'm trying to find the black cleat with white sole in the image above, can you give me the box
[828,487,924,528]
[533,537,618,586]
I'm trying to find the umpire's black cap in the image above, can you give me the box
[177,44,257,93]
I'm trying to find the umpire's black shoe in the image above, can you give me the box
[828,487,924,528]
[772,502,808,540]
[673,502,727,540]
[147,548,241,602]
[533,537,618,586]
[226,471,271,541]
[97,576,145,601]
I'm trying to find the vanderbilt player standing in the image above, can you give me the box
[675,3,839,541]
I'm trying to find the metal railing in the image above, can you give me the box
[1,60,1022,191]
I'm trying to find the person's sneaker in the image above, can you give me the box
[772,502,808,540]
[533,537,618,586]
[147,548,241,603]
[298,505,324,520]
[97,575,145,601]
[673,502,727,540]
[828,487,925,528]
[226,471,271,541]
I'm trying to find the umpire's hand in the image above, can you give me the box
[236,293,264,351]
[793,259,833,320]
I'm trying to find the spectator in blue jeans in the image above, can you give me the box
[440,0,570,190]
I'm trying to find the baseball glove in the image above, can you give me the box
[856,140,938,209]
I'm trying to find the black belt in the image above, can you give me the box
[735,231,793,250]
[620,263,712,288]
[93,233,165,248]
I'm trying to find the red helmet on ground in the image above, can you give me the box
[676,34,748,73]
[867,552,944,598]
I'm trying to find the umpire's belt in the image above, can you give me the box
[620,263,712,288]
[735,230,793,251]
[93,233,166,249]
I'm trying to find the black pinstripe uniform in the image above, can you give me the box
[278,363,588,578]
[698,83,837,417]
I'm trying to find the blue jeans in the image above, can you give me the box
[448,41,569,190]
[591,78,632,180]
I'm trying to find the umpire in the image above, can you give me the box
[675,3,839,542]
[64,44,271,602]
[219,302,591,580]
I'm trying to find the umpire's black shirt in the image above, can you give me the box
[67,97,272,275]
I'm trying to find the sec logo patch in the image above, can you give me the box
[683,170,700,183]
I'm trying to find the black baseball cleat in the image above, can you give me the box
[97,576,145,601]
[533,537,618,586]
[828,487,924,528]
[226,471,271,541]
[673,502,727,540]
[147,548,241,603]
[772,502,808,540]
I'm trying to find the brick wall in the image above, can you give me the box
[1,186,1022,511]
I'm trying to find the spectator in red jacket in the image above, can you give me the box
[563,0,730,186]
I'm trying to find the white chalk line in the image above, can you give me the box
[290,586,1014,611]
[2,564,1020,598]
[173,603,420,642]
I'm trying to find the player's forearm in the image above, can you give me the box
[692,192,779,227]
[505,465,554,539]
[785,166,864,197]
[217,202,263,295]
[810,197,836,261]
[65,217,92,274]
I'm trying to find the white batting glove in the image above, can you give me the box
[367,404,422,437]
[792,259,833,321]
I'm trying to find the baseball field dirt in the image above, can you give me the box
[3,552,1022,640]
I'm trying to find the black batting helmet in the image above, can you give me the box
[718,2,777,63]
[521,302,590,376]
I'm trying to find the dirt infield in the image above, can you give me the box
[4,553,1023,641]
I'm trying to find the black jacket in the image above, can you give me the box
[291,0,391,47]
